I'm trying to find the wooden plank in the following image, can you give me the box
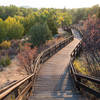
[30,38,81,100]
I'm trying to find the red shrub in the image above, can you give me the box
[17,43,37,74]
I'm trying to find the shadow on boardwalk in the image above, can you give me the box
[52,65,81,100]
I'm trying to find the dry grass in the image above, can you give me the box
[73,52,100,99]
[73,57,90,75]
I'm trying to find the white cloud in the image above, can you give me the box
[0,0,100,8]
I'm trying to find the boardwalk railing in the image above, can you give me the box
[0,36,73,100]
[70,28,100,98]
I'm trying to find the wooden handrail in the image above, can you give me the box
[77,81,100,97]
[75,73,100,84]
[0,76,28,94]
[0,36,74,100]
[0,73,35,99]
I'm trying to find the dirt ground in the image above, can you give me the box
[0,57,27,89]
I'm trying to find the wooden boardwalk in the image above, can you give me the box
[28,37,87,100]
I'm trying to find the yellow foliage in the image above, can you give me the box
[44,10,48,14]
[57,16,64,25]
[0,18,3,22]
[87,81,98,91]
[73,59,89,75]
[0,40,11,49]
[59,16,64,21]
[5,16,20,25]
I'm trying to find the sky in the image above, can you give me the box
[0,0,100,9]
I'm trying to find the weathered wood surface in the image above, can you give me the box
[0,36,73,100]
[29,38,87,100]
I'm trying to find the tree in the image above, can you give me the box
[23,14,35,34]
[63,13,72,26]
[29,22,52,46]
[0,5,20,20]
[0,5,38,20]
[57,12,72,27]
[15,14,36,35]
[5,17,24,40]
[47,9,58,35]
[0,19,8,43]
[34,9,58,35]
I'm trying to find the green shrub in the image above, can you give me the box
[0,20,8,43]
[29,22,52,46]
[0,56,11,67]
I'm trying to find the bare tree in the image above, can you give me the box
[17,43,37,74]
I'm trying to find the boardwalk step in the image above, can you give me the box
[33,91,80,95]
[28,94,85,100]
[29,91,86,100]
[28,97,84,100]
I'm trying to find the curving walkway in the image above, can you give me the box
[29,29,86,100]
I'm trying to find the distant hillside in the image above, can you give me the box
[21,5,32,8]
